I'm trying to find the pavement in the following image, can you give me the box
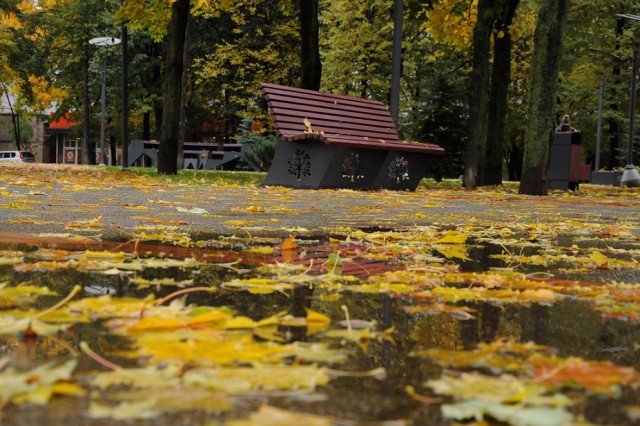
[0,163,639,242]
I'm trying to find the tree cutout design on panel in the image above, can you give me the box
[341,152,364,182]
[388,156,410,183]
[288,149,312,180]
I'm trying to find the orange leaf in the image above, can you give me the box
[282,235,298,251]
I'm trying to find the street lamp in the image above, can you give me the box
[89,36,121,166]
[616,14,640,187]
[390,0,403,126]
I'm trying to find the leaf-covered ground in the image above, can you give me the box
[0,163,639,425]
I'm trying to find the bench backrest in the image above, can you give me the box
[259,83,400,142]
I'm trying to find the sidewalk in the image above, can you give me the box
[0,163,639,241]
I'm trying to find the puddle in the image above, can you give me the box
[0,230,639,425]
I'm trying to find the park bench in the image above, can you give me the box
[128,140,242,170]
[259,83,444,190]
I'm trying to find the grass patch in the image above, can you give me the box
[107,167,266,187]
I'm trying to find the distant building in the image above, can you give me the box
[0,92,87,164]
[44,113,82,164]
[0,94,48,161]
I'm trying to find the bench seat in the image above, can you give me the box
[280,132,444,154]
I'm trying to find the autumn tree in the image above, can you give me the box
[0,1,19,149]
[27,0,118,165]
[0,2,17,87]
[460,0,522,188]
[483,0,520,185]
[464,0,495,189]
[504,3,535,180]
[519,0,569,195]
[423,0,541,185]
[401,3,468,179]
[1,1,81,152]
[556,0,640,171]
[191,1,299,140]
[156,0,190,175]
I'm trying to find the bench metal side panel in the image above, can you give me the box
[372,152,429,191]
[317,147,387,190]
[262,140,337,189]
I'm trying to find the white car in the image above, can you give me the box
[0,151,35,163]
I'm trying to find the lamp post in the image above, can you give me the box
[390,0,403,127]
[89,37,121,166]
[616,14,640,186]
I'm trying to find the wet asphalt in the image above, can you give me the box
[0,165,638,241]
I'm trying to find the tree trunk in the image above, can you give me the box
[519,0,568,195]
[148,43,162,140]
[390,0,403,126]
[299,0,321,90]
[482,0,519,186]
[5,93,21,151]
[121,21,129,170]
[82,47,92,165]
[143,113,151,140]
[177,14,191,170]
[464,0,495,189]
[154,101,163,139]
[157,0,190,175]
[507,134,523,181]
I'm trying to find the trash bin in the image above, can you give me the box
[548,132,590,190]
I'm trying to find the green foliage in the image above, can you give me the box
[190,0,299,139]
[409,57,468,180]
[234,118,276,172]
[399,9,469,179]
[320,0,394,99]
[0,19,16,86]
[240,136,276,172]
[558,0,640,170]
[10,116,33,151]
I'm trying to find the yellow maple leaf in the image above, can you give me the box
[435,231,468,244]
[245,205,264,212]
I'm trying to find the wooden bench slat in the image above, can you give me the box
[275,119,399,134]
[278,126,399,142]
[281,133,444,154]
[270,109,398,137]
[272,112,396,131]
[268,104,396,128]
[275,112,398,131]
[277,128,398,142]
[264,94,391,119]
[260,83,386,108]
[273,114,399,135]
[265,101,393,125]
[272,113,396,130]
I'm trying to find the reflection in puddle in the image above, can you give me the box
[0,232,639,425]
